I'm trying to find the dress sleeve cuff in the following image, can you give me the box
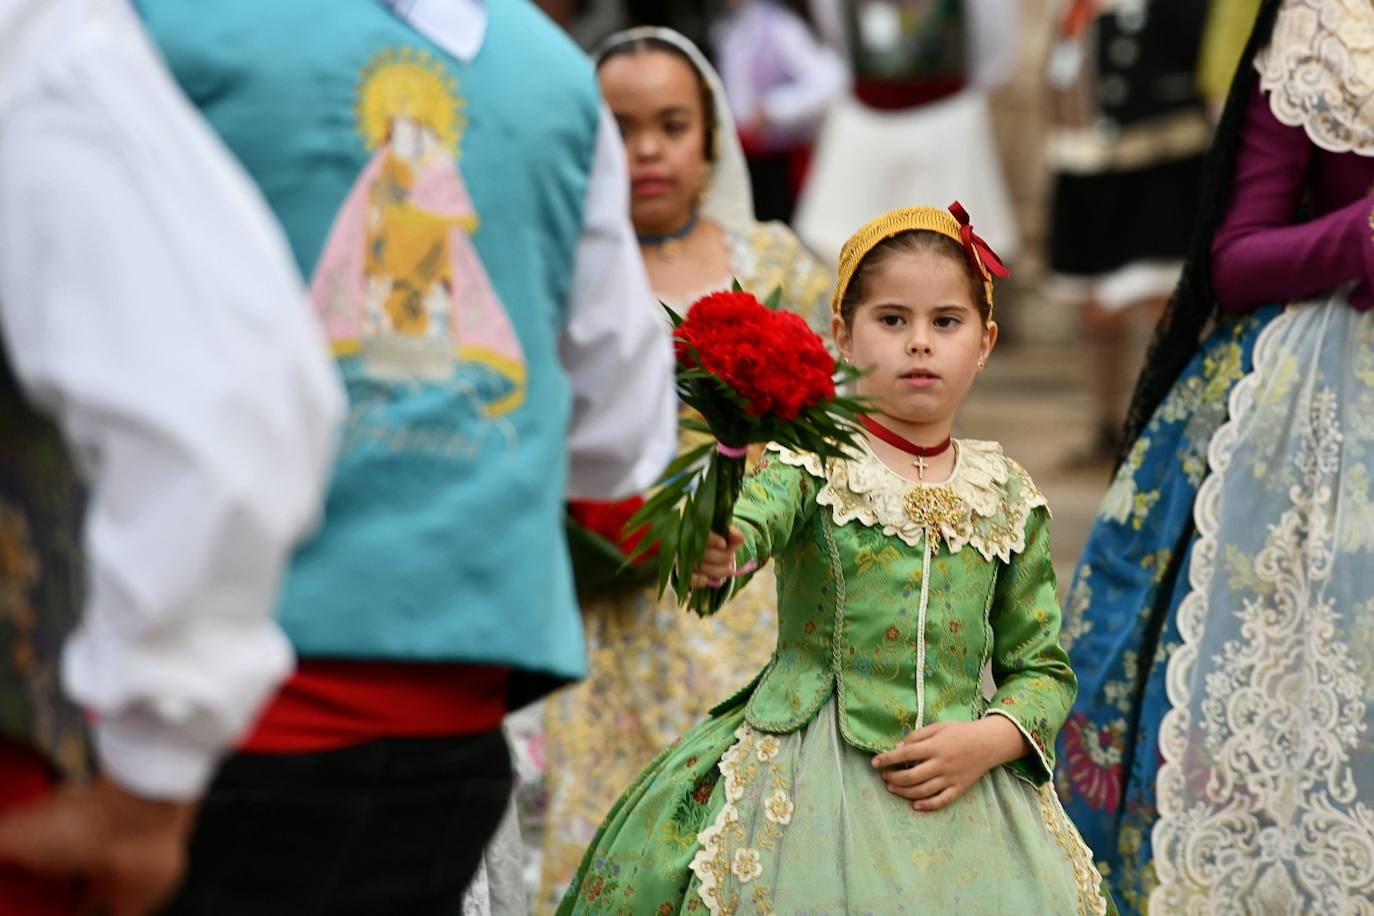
[93,711,222,801]
[984,708,1054,787]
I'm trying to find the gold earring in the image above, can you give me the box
[695,163,714,206]
[978,358,986,369]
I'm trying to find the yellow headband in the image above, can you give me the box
[831,204,1006,319]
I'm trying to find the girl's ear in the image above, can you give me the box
[831,313,852,363]
[978,319,999,370]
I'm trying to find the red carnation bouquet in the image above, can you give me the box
[626,285,869,615]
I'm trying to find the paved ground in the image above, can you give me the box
[954,339,1115,592]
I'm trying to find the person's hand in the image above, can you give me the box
[0,774,198,916]
[871,717,1030,812]
[690,527,745,589]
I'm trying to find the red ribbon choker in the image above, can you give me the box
[861,417,952,479]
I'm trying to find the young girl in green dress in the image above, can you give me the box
[559,205,1116,914]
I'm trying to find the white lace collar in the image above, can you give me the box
[770,439,1048,563]
[1255,0,1374,156]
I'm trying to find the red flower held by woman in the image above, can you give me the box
[568,496,655,559]
[674,291,836,421]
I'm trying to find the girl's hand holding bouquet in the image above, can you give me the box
[626,284,870,615]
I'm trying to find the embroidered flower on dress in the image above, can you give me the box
[1062,711,1125,814]
[732,848,763,883]
[763,790,795,825]
[755,735,781,762]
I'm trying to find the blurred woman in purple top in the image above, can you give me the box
[1056,0,1374,912]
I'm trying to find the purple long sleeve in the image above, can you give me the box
[1211,86,1374,313]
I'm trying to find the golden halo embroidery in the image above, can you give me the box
[357,47,466,156]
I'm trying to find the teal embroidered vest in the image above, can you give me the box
[0,342,89,776]
[139,0,600,700]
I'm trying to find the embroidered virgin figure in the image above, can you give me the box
[310,48,526,415]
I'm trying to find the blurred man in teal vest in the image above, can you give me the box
[136,0,677,911]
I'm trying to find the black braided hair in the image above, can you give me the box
[1116,0,1285,468]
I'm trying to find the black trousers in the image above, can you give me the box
[162,730,512,916]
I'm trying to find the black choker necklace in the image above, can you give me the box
[637,211,699,259]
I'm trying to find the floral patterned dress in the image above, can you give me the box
[559,441,1115,915]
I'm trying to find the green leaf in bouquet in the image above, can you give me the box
[627,474,689,521]
[673,498,699,606]
[620,514,667,572]
[702,375,751,412]
[624,489,694,568]
[762,285,783,311]
[662,302,687,328]
[731,277,743,293]
[654,509,682,598]
[693,457,719,534]
[622,444,708,574]
[677,461,718,592]
[679,417,714,435]
[655,442,713,483]
[677,369,714,382]
[624,491,684,558]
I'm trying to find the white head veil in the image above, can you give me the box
[594,26,756,237]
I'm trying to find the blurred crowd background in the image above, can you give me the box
[529,0,1256,581]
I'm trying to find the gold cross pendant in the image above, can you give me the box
[913,455,927,479]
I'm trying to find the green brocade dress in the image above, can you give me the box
[559,441,1116,915]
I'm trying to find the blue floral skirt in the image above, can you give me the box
[1055,307,1279,914]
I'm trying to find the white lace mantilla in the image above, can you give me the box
[1255,0,1374,155]
[770,439,1048,562]
[1151,296,1374,913]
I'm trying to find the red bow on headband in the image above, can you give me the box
[948,201,1010,283]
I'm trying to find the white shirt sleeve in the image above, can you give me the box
[756,12,848,133]
[713,14,762,128]
[560,106,677,501]
[0,1,344,800]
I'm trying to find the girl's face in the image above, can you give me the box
[833,250,996,431]
[598,50,710,236]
